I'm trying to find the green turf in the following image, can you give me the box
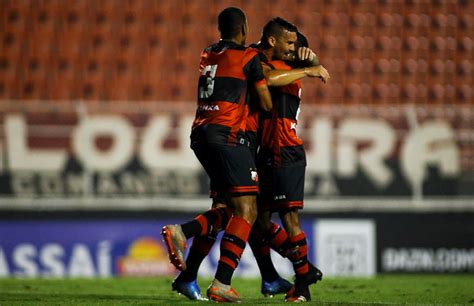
[0,275,473,305]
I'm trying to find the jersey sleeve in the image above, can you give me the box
[269,60,291,71]
[199,49,210,72]
[242,49,267,87]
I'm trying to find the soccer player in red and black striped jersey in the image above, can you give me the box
[161,7,272,303]
[252,26,330,302]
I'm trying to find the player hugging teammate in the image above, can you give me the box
[161,7,330,303]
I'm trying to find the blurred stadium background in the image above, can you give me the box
[0,0,473,280]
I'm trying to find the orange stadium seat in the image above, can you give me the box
[429,84,446,103]
[349,12,375,36]
[345,82,364,102]
[458,14,472,36]
[0,76,20,99]
[457,59,472,79]
[1,5,28,37]
[416,83,429,104]
[49,76,79,101]
[79,79,105,101]
[106,77,136,101]
[321,12,341,35]
[458,84,472,102]
[56,4,87,37]
[444,84,457,103]
[56,31,83,61]
[18,76,48,100]
[1,30,24,60]
[28,6,56,35]
[402,59,420,84]
[105,53,142,100]
[458,36,473,55]
[140,49,167,84]
[376,13,394,33]
[25,35,54,59]
[401,82,418,104]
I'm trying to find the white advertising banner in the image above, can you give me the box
[314,219,376,277]
[0,102,472,199]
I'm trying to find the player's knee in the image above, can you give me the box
[235,204,257,224]
[241,205,257,224]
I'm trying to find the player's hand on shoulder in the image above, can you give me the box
[297,47,318,64]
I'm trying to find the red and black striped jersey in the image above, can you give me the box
[246,46,271,136]
[191,41,267,146]
[259,60,306,167]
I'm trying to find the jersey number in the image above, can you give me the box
[199,64,218,99]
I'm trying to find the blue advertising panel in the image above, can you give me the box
[0,220,183,277]
[0,219,315,278]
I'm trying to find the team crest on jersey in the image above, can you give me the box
[251,170,258,182]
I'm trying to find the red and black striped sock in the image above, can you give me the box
[176,232,217,282]
[266,222,291,258]
[181,207,232,239]
[215,216,251,285]
[249,230,279,282]
[287,232,309,277]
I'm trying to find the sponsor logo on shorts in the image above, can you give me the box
[274,195,286,200]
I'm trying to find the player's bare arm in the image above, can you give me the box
[304,65,330,82]
[264,64,330,86]
[255,83,273,111]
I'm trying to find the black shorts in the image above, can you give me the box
[257,164,305,212]
[246,131,258,159]
[192,142,259,197]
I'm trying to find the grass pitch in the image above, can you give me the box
[0,275,473,305]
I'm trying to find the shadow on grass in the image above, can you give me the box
[0,292,209,304]
[1,293,286,305]
[0,292,425,305]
